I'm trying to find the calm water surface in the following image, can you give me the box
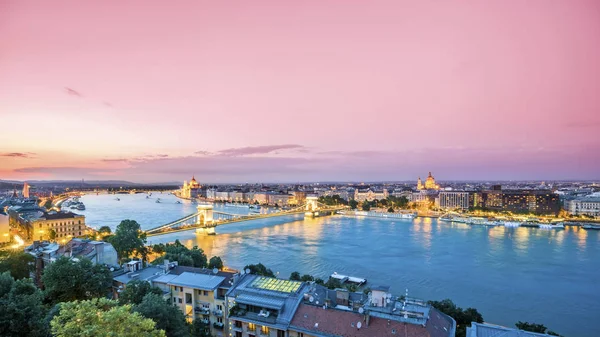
[79,194,599,337]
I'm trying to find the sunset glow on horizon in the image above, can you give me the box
[1,0,599,182]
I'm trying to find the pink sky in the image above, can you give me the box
[1,0,599,183]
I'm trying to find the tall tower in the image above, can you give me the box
[23,183,30,198]
[417,177,423,190]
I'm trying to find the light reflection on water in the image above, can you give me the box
[80,194,598,337]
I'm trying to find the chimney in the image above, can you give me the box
[164,259,170,272]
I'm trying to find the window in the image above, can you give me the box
[261,326,269,335]
[248,323,256,331]
[217,317,223,323]
[234,321,242,328]
[235,332,242,337]
[203,290,208,296]
[178,298,182,303]
[217,304,223,310]
[277,330,285,337]
[39,224,42,228]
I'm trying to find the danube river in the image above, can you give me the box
[79,193,599,336]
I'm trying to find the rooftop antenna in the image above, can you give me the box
[212,268,218,275]
[245,268,251,274]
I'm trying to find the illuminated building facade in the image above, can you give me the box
[354,188,389,202]
[565,198,600,217]
[417,172,440,190]
[438,191,470,210]
[181,176,201,199]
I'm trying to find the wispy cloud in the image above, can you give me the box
[101,158,129,162]
[216,144,305,157]
[0,152,36,159]
[64,87,83,97]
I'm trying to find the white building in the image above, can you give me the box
[565,198,600,217]
[0,212,10,243]
[437,191,470,210]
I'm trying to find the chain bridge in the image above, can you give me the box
[145,196,346,237]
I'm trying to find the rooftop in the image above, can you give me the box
[249,276,302,294]
[467,322,554,337]
[113,266,164,285]
[167,272,226,291]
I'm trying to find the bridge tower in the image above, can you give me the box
[305,195,319,217]
[196,204,215,235]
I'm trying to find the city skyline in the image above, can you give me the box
[2,0,600,182]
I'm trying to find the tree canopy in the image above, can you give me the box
[98,226,112,235]
[208,256,223,270]
[42,257,112,304]
[289,271,301,281]
[119,279,163,305]
[51,298,165,337]
[0,250,34,279]
[152,240,207,268]
[243,263,275,277]
[134,293,189,337]
[109,220,147,261]
[515,321,562,336]
[0,272,48,337]
[428,299,484,337]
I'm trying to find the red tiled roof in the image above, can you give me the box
[290,304,433,337]
[290,304,451,337]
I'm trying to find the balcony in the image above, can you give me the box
[200,318,210,325]
[213,322,224,330]
[237,311,277,325]
[213,309,224,317]
[194,307,211,315]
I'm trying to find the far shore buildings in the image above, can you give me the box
[565,198,600,217]
[8,206,89,241]
[0,211,9,243]
[354,188,388,202]
[181,176,202,199]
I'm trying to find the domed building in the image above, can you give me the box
[417,172,440,190]
[181,176,201,199]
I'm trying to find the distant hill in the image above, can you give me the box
[0,179,180,188]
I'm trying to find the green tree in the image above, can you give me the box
[300,274,314,282]
[42,257,112,304]
[43,199,53,210]
[51,298,165,337]
[0,250,34,279]
[345,283,359,292]
[190,318,211,337]
[289,271,301,281]
[49,228,57,240]
[208,256,223,270]
[515,321,562,336]
[98,226,112,235]
[0,272,48,337]
[387,207,395,213]
[152,240,207,268]
[134,293,189,337]
[361,202,371,211]
[119,279,163,305]
[152,243,166,255]
[324,277,343,289]
[314,278,325,285]
[349,200,358,210]
[428,299,484,337]
[109,220,147,262]
[243,263,275,277]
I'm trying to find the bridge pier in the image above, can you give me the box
[305,196,320,217]
[196,204,214,226]
[195,226,216,235]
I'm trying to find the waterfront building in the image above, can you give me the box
[482,186,503,210]
[288,191,307,205]
[181,176,202,199]
[565,198,600,217]
[0,212,9,243]
[226,274,308,337]
[289,284,455,337]
[206,188,217,200]
[31,211,87,241]
[501,190,560,215]
[409,191,431,204]
[437,191,470,210]
[354,188,388,202]
[467,322,550,337]
[417,172,440,191]
[267,192,291,206]
[215,191,230,201]
[253,192,269,205]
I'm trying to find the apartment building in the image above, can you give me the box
[226,274,308,337]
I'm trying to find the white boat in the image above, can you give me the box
[503,221,521,227]
[539,223,565,229]
[115,197,120,201]
[176,201,181,204]
[398,213,417,219]
[582,224,600,230]
[156,199,161,203]
[76,204,85,210]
